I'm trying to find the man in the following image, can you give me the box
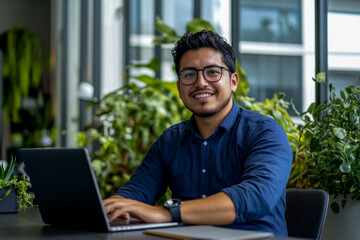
[103,30,292,236]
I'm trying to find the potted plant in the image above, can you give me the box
[297,74,360,240]
[0,156,35,213]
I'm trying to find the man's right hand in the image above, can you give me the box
[102,195,172,223]
[103,195,130,220]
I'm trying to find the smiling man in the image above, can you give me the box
[103,30,292,236]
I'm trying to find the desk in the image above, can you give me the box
[0,207,304,240]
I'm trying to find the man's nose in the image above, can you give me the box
[194,71,209,87]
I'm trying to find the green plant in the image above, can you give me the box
[79,68,190,198]
[299,74,360,213]
[0,26,43,123]
[0,156,35,211]
[0,25,54,148]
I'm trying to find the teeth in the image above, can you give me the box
[195,93,211,98]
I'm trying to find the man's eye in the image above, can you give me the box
[183,72,195,78]
[206,69,220,75]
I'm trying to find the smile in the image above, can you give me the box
[195,93,212,98]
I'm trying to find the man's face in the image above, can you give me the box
[177,47,239,117]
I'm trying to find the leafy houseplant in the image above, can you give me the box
[298,75,360,213]
[0,156,35,212]
[0,25,55,148]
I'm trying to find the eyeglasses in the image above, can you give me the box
[178,66,231,85]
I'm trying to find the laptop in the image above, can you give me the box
[20,148,180,232]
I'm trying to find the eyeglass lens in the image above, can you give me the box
[179,66,224,85]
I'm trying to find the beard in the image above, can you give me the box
[184,93,232,117]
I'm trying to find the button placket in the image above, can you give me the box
[200,140,208,200]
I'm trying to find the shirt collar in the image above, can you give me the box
[218,99,240,132]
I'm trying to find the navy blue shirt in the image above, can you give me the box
[115,101,292,236]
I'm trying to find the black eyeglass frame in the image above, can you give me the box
[177,66,231,86]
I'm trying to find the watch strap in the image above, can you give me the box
[168,205,182,222]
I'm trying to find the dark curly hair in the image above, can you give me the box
[171,30,236,75]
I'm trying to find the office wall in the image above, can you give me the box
[0,0,51,45]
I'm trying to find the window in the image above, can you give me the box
[200,0,231,39]
[240,54,302,114]
[122,0,310,114]
[129,0,155,77]
[328,12,360,94]
[240,0,302,44]
[238,0,305,114]
[329,71,360,97]
[129,0,155,64]
[162,0,193,35]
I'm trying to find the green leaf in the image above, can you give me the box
[154,16,180,44]
[290,99,300,116]
[310,138,319,152]
[340,90,346,101]
[0,167,4,179]
[186,18,214,33]
[332,127,347,140]
[345,145,356,158]
[3,156,16,182]
[306,102,316,115]
[339,160,351,173]
[330,202,340,214]
[315,72,326,83]
[350,184,357,193]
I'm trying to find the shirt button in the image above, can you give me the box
[202,169,206,173]
[202,194,206,198]
[203,141,207,146]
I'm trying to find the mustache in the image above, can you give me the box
[189,87,216,96]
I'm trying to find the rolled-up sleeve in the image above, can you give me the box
[222,119,292,223]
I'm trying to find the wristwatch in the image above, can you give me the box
[164,198,183,222]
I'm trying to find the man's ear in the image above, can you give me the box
[231,73,239,93]
[176,80,182,99]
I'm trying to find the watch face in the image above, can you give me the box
[164,198,182,207]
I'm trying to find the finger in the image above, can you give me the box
[108,208,129,222]
[107,212,130,222]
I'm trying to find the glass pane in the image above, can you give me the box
[200,0,230,39]
[162,0,193,35]
[240,54,302,115]
[328,12,360,93]
[160,0,193,81]
[130,0,154,35]
[129,0,155,64]
[161,47,177,82]
[240,0,301,44]
[329,71,360,97]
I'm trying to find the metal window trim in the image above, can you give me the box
[60,0,69,147]
[315,0,329,105]
[79,0,89,131]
